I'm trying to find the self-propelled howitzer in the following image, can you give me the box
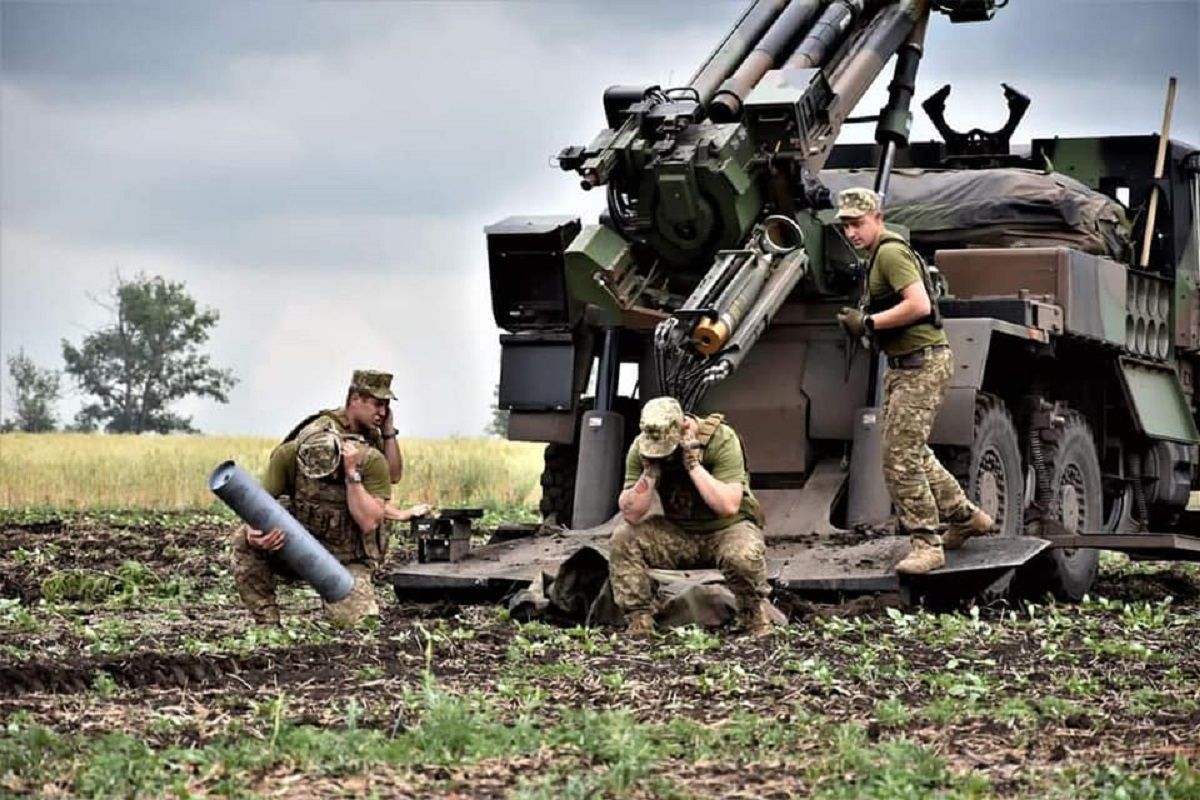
[390,0,1200,607]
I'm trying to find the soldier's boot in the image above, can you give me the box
[624,611,656,637]
[895,537,946,575]
[325,572,380,627]
[738,598,775,638]
[942,507,996,551]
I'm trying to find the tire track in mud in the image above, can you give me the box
[0,641,387,697]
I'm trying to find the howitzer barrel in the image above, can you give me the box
[209,461,355,603]
[827,1,924,115]
[784,0,865,69]
[690,0,790,106]
[798,0,924,172]
[709,0,822,122]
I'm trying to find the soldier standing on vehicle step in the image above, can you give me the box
[609,396,775,637]
[230,370,429,625]
[835,188,994,574]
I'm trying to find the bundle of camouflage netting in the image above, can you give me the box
[823,168,1131,260]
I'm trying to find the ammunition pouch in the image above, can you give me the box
[291,499,350,544]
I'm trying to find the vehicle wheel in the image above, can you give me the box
[943,393,1024,600]
[538,442,577,527]
[1014,411,1102,601]
[951,393,1025,539]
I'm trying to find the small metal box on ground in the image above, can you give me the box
[411,509,484,564]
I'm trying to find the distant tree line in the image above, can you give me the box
[3,273,237,434]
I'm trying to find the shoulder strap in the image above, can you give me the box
[281,409,336,445]
[696,414,754,485]
[695,413,725,446]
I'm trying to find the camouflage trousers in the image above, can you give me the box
[609,517,770,616]
[881,346,975,543]
[229,525,382,626]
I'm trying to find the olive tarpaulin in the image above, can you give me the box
[823,168,1131,260]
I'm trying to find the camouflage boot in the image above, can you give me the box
[624,611,656,637]
[942,507,996,551]
[325,572,380,627]
[738,599,775,638]
[895,537,946,575]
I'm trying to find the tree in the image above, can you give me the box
[486,383,510,437]
[61,273,238,434]
[2,348,61,432]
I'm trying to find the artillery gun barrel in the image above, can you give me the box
[690,0,790,106]
[827,1,924,111]
[709,0,823,122]
[803,0,926,172]
[783,0,865,69]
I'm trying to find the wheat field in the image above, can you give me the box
[0,433,545,511]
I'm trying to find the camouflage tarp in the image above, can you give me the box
[823,168,1131,260]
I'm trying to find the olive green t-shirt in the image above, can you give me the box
[623,421,762,533]
[261,440,391,500]
[867,232,948,357]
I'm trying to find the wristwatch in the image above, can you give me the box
[346,469,363,484]
[864,314,875,333]
[381,430,398,440]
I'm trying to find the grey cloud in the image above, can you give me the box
[3,0,1198,437]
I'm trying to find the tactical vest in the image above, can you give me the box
[281,411,387,564]
[291,471,360,560]
[656,413,765,530]
[862,234,943,347]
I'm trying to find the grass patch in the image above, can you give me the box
[0,432,544,512]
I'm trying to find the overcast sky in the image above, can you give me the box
[2,0,1198,437]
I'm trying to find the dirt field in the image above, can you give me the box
[2,510,1198,798]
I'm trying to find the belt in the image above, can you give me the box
[887,343,950,370]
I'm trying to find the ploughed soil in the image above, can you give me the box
[2,513,1199,798]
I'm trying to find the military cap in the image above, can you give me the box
[296,427,342,480]
[350,369,397,401]
[638,396,685,459]
[835,187,881,220]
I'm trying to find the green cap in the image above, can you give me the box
[296,427,342,479]
[836,187,881,220]
[638,397,684,459]
[351,369,397,401]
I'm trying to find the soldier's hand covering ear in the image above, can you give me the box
[342,439,362,472]
[680,428,703,471]
[837,307,868,337]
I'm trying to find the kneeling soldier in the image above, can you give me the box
[609,397,774,637]
[230,422,428,625]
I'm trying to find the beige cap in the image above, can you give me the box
[835,187,881,220]
[638,397,684,459]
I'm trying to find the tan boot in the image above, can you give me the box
[624,612,656,636]
[739,599,775,638]
[895,538,946,575]
[942,508,996,551]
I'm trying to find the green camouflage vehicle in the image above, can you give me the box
[392,0,1200,607]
